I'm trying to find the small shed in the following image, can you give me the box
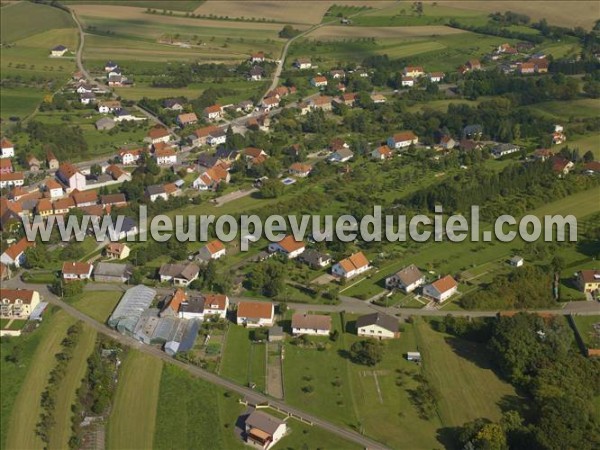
[406,351,421,362]
[268,326,284,342]
[509,256,524,267]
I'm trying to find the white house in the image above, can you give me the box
[401,76,415,87]
[310,76,328,88]
[332,252,370,279]
[154,147,177,166]
[429,72,445,83]
[201,294,229,319]
[51,45,68,57]
[292,313,332,336]
[0,238,33,268]
[385,264,425,293]
[203,105,223,121]
[403,66,425,77]
[62,261,93,281]
[197,240,226,261]
[387,131,419,150]
[1,139,15,158]
[0,172,24,189]
[0,289,41,319]
[328,148,354,163]
[422,275,458,303]
[145,185,168,202]
[244,410,287,450]
[176,292,229,320]
[119,148,142,165]
[56,163,86,191]
[206,129,227,147]
[356,312,398,339]
[371,145,393,161]
[44,179,64,199]
[268,235,305,259]
[294,58,312,69]
[236,301,274,327]
[146,127,171,145]
[97,100,121,113]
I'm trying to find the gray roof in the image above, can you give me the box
[96,117,115,128]
[299,249,331,266]
[393,264,424,286]
[108,285,156,333]
[146,185,166,196]
[269,326,284,337]
[245,410,285,435]
[180,295,205,314]
[94,262,132,278]
[159,263,199,281]
[333,148,354,158]
[356,312,398,333]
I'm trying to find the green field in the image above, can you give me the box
[526,98,600,121]
[48,325,97,449]
[566,133,600,160]
[572,315,600,348]
[415,319,519,427]
[4,310,76,450]
[220,325,266,391]
[106,351,163,450]
[71,291,122,324]
[349,3,487,27]
[0,1,75,42]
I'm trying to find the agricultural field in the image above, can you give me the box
[568,133,600,160]
[106,351,163,450]
[63,1,204,12]
[3,310,76,450]
[525,98,600,121]
[0,1,75,42]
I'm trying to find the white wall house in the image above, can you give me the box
[331,252,370,279]
[356,312,398,340]
[385,264,425,293]
[422,275,458,303]
[236,301,274,327]
[291,313,332,336]
[387,131,419,150]
[267,235,305,259]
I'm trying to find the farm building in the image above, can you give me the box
[407,351,421,362]
[108,285,156,336]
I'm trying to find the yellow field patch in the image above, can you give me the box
[307,24,467,39]
[440,0,598,30]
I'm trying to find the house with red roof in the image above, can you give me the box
[1,138,14,158]
[387,131,419,150]
[423,275,458,303]
[0,159,12,174]
[268,235,306,259]
[62,261,93,281]
[203,104,223,121]
[0,238,34,268]
[197,240,226,261]
[332,252,370,279]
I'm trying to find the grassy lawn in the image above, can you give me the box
[106,351,163,450]
[71,290,123,324]
[4,309,76,450]
[48,325,97,449]
[1,1,75,42]
[63,1,203,12]
[6,320,28,331]
[343,316,441,449]
[572,315,600,348]
[283,313,358,429]
[0,87,47,120]
[220,325,266,391]
[525,98,600,121]
[566,133,600,160]
[415,318,520,427]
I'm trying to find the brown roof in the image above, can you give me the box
[53,197,75,211]
[203,294,227,310]
[45,179,62,190]
[62,261,93,275]
[584,161,600,172]
[289,162,312,173]
[106,164,126,180]
[204,104,222,114]
[292,313,332,331]
[80,204,104,217]
[46,149,58,162]
[0,159,12,170]
[3,238,34,260]
[237,301,273,320]
[431,275,457,294]
[313,95,332,106]
[244,147,265,158]
[147,127,170,139]
[521,62,535,71]
[579,269,600,283]
[106,242,127,255]
[57,162,80,180]
[338,252,369,273]
[275,235,305,253]
[177,112,198,124]
[204,240,225,255]
[27,154,40,164]
[394,264,424,286]
[163,183,178,195]
[0,172,24,182]
[1,138,13,148]
[101,193,127,205]
[313,76,327,83]
[71,190,98,206]
[165,288,187,314]
[194,125,220,138]
[0,289,36,304]
[375,145,392,156]
[392,131,417,142]
[36,198,53,212]
[155,147,176,157]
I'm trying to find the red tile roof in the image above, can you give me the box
[431,275,457,294]
[237,301,273,320]
[62,261,93,275]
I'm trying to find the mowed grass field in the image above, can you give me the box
[344,187,600,299]
[568,133,600,159]
[0,1,75,42]
[106,351,163,450]
[220,325,266,391]
[71,290,122,324]
[572,315,600,348]
[415,318,519,427]
[526,98,600,121]
[4,310,75,450]
[47,325,97,450]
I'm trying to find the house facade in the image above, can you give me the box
[62,261,93,281]
[291,313,332,336]
[268,235,305,259]
[422,275,458,303]
[356,312,398,339]
[385,264,425,293]
[331,252,370,279]
[236,301,274,327]
[0,289,40,319]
